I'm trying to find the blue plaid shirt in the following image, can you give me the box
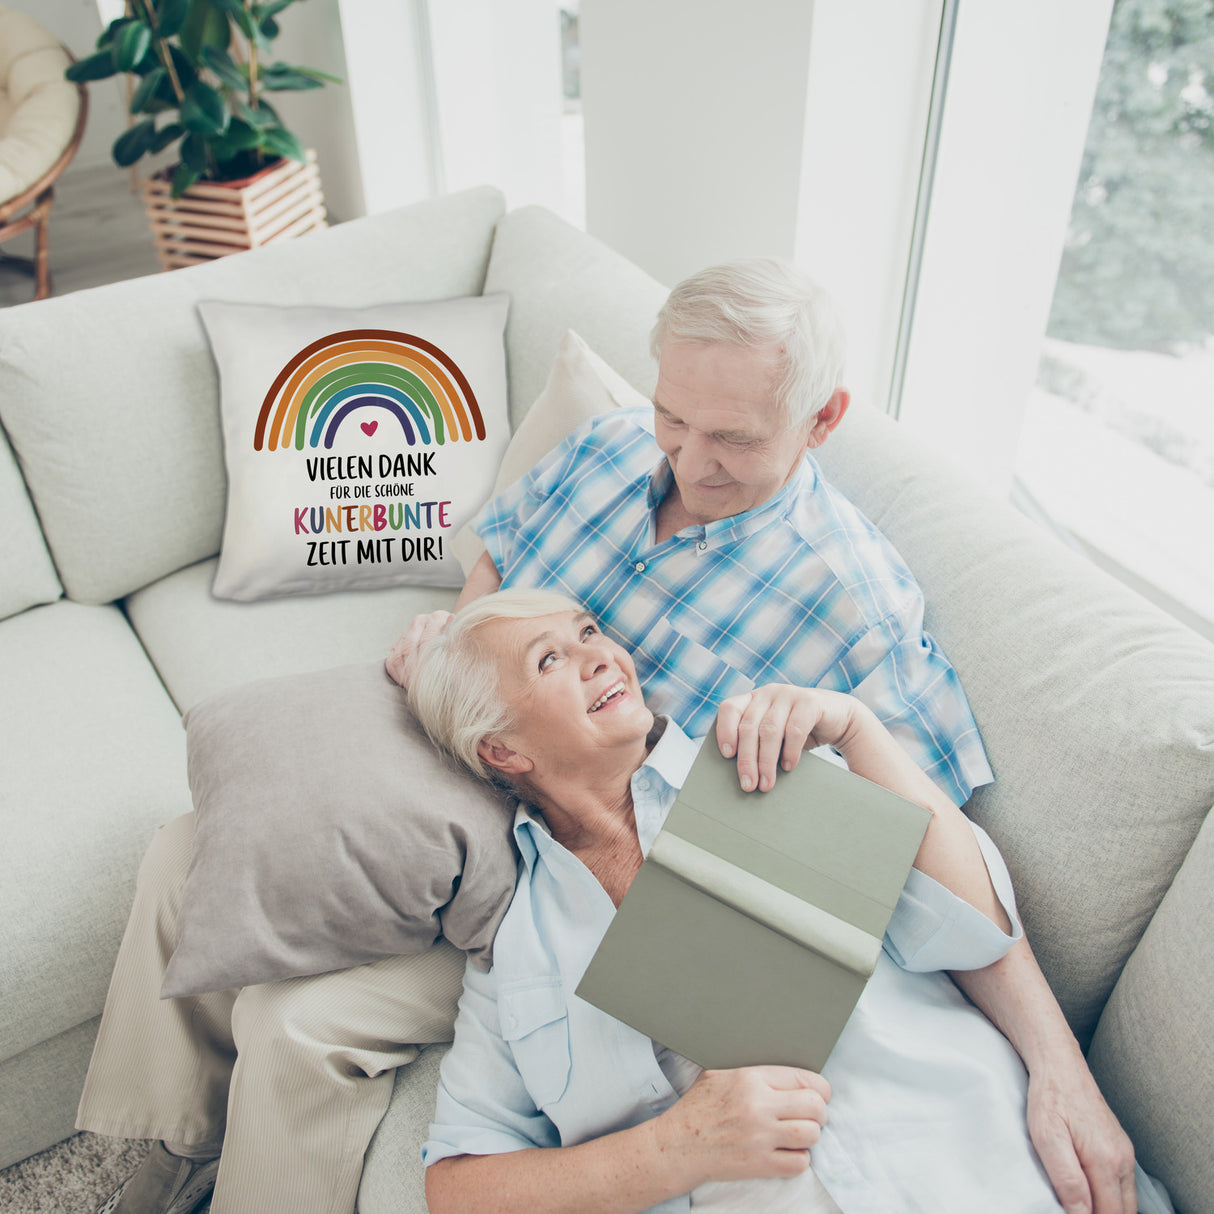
[474,407,992,805]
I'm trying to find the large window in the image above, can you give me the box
[1013,0,1214,636]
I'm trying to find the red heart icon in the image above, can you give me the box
[360,420,378,436]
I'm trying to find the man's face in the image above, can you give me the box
[652,340,816,524]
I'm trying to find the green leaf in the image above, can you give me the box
[171,162,201,197]
[96,17,123,49]
[150,122,185,153]
[112,20,152,72]
[200,44,248,90]
[259,15,279,40]
[112,119,157,167]
[167,44,198,91]
[260,125,305,163]
[232,7,259,41]
[66,50,119,83]
[129,67,167,113]
[255,0,297,19]
[260,62,323,91]
[181,80,230,135]
[235,97,279,129]
[155,0,191,40]
[180,0,231,63]
[180,131,210,172]
[220,118,263,150]
[293,65,343,85]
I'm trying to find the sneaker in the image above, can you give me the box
[96,1142,220,1214]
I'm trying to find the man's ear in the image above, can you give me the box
[477,738,534,777]
[806,388,850,450]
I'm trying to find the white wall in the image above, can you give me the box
[429,0,565,212]
[795,0,941,413]
[579,0,818,288]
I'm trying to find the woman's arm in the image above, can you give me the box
[715,684,1010,932]
[427,1065,830,1214]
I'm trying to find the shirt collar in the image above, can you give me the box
[512,716,702,869]
[645,455,818,547]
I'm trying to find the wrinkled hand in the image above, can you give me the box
[1027,1063,1136,1214]
[655,1066,830,1185]
[715,684,859,792]
[385,610,453,689]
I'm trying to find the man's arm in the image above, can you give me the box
[385,551,502,687]
[951,942,1137,1214]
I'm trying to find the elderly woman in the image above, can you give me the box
[408,588,1086,1214]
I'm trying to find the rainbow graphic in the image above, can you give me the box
[253,329,486,452]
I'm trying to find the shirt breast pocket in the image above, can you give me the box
[637,615,754,725]
[499,978,572,1110]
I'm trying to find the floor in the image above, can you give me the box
[0,162,162,308]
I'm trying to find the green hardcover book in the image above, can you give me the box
[575,744,932,1072]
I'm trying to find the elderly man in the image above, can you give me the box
[388,260,1136,1214]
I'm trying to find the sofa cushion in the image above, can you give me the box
[163,663,517,997]
[359,1042,448,1214]
[199,294,510,601]
[1088,804,1214,1214]
[813,402,1214,1046]
[452,329,644,575]
[0,422,60,620]
[0,601,192,1063]
[483,205,667,427]
[0,186,506,605]
[124,556,455,713]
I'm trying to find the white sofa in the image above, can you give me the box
[0,186,1211,1213]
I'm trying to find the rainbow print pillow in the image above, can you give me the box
[200,294,511,601]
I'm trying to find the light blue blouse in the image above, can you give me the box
[424,721,1066,1212]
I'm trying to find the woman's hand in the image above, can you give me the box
[385,610,453,688]
[715,685,861,792]
[654,1066,830,1185]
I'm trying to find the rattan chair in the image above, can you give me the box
[0,5,87,302]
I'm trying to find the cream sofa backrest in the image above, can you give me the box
[0,423,60,619]
[0,187,507,605]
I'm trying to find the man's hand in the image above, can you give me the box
[715,684,860,792]
[1026,1061,1137,1214]
[385,610,453,689]
[653,1066,830,1186]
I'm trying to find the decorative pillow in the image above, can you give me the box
[161,662,519,998]
[199,295,511,602]
[452,329,650,575]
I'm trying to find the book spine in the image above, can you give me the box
[648,832,882,977]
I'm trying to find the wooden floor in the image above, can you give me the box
[0,162,162,308]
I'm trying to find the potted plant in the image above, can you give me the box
[66,0,340,268]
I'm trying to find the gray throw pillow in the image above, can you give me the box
[161,662,518,998]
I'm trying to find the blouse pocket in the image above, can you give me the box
[499,978,572,1109]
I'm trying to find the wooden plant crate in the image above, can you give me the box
[140,150,327,271]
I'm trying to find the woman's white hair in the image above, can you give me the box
[650,258,847,429]
[407,588,586,782]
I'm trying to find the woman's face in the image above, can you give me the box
[476,610,653,775]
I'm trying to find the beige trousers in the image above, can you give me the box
[76,814,466,1214]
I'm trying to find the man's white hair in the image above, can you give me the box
[407,588,586,781]
[650,258,847,429]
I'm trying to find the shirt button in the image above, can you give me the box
[697,541,707,551]
[634,561,646,573]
